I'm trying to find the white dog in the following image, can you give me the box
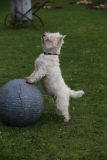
[26,32,84,122]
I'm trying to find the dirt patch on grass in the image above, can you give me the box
[42,5,64,9]
[69,1,107,10]
[87,3,107,10]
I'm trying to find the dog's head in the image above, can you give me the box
[41,32,66,54]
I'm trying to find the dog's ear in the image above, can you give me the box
[58,35,66,43]
[63,35,66,38]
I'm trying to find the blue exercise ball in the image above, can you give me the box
[0,79,44,127]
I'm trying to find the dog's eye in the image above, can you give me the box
[42,34,46,38]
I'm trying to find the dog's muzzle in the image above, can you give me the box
[42,34,46,39]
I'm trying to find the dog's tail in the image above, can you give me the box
[70,89,84,98]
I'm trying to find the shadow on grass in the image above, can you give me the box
[0,112,63,128]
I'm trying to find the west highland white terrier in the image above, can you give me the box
[26,32,84,122]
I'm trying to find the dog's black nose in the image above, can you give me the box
[42,34,45,38]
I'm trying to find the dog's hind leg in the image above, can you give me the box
[56,108,63,117]
[54,96,70,123]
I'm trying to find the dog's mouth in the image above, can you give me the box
[42,34,46,39]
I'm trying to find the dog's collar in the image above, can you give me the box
[44,52,57,55]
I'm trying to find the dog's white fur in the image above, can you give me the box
[26,32,84,122]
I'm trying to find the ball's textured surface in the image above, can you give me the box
[0,79,44,127]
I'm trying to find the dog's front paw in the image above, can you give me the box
[26,77,35,84]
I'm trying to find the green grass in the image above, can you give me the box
[0,0,107,159]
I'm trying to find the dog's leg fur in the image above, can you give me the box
[53,89,84,122]
[53,95,70,122]
[26,62,46,83]
[57,99,70,122]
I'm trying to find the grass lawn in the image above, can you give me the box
[0,0,107,159]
